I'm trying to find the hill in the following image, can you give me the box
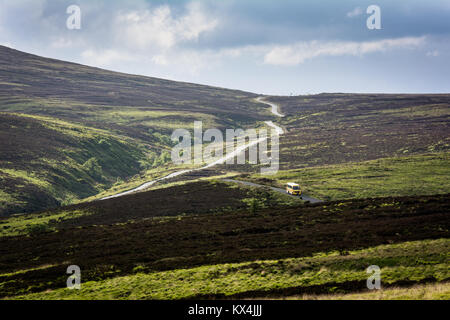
[0,45,270,215]
[0,45,267,138]
[0,180,448,298]
[0,46,448,300]
[2,46,449,214]
[272,93,450,169]
[0,112,148,216]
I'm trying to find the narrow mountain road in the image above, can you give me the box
[222,179,323,203]
[256,96,285,117]
[101,97,290,200]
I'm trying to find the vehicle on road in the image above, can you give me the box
[286,182,302,197]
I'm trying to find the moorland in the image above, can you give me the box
[0,45,448,300]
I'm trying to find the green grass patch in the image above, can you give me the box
[0,112,153,215]
[8,239,449,300]
[0,169,51,189]
[284,281,450,300]
[0,210,92,238]
[250,153,450,201]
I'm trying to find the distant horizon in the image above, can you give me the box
[3,44,449,97]
[1,1,449,95]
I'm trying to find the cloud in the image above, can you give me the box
[75,1,220,72]
[263,36,427,66]
[347,7,363,18]
[114,2,218,51]
[79,35,429,74]
[50,37,78,49]
[81,49,135,67]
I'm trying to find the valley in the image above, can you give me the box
[0,45,448,300]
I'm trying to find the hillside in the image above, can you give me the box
[0,45,270,215]
[242,153,450,201]
[0,181,448,298]
[0,46,448,300]
[0,45,268,138]
[0,113,148,216]
[2,46,449,215]
[272,93,450,169]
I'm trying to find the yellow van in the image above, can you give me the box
[286,182,302,196]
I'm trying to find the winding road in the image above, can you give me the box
[256,96,285,118]
[101,97,321,202]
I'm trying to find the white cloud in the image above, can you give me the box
[51,37,76,49]
[347,7,363,18]
[77,2,220,72]
[79,36,428,74]
[115,2,218,51]
[81,49,135,67]
[263,36,427,66]
[151,54,169,66]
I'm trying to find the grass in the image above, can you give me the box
[0,112,152,216]
[0,192,447,298]
[79,164,201,202]
[247,153,450,201]
[7,238,449,300]
[0,179,296,238]
[0,190,18,204]
[282,281,450,300]
[0,104,274,215]
[0,45,274,216]
[0,210,92,237]
[265,94,450,170]
[0,168,51,189]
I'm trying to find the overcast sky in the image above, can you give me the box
[0,0,449,94]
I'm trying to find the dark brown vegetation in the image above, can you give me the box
[0,180,448,297]
[0,45,270,215]
[0,45,267,140]
[50,181,278,226]
[1,46,449,215]
[268,93,450,169]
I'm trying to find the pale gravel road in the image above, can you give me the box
[101,97,293,200]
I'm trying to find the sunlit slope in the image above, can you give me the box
[0,45,271,215]
[0,45,268,142]
[0,113,147,216]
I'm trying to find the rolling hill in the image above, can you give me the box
[0,45,270,215]
[0,181,448,299]
[272,93,450,169]
[0,46,448,300]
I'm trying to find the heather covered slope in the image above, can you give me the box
[0,113,147,216]
[0,45,270,215]
[263,93,450,170]
[0,45,449,218]
[0,181,448,299]
[0,45,268,140]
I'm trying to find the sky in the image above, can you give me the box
[0,0,449,95]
